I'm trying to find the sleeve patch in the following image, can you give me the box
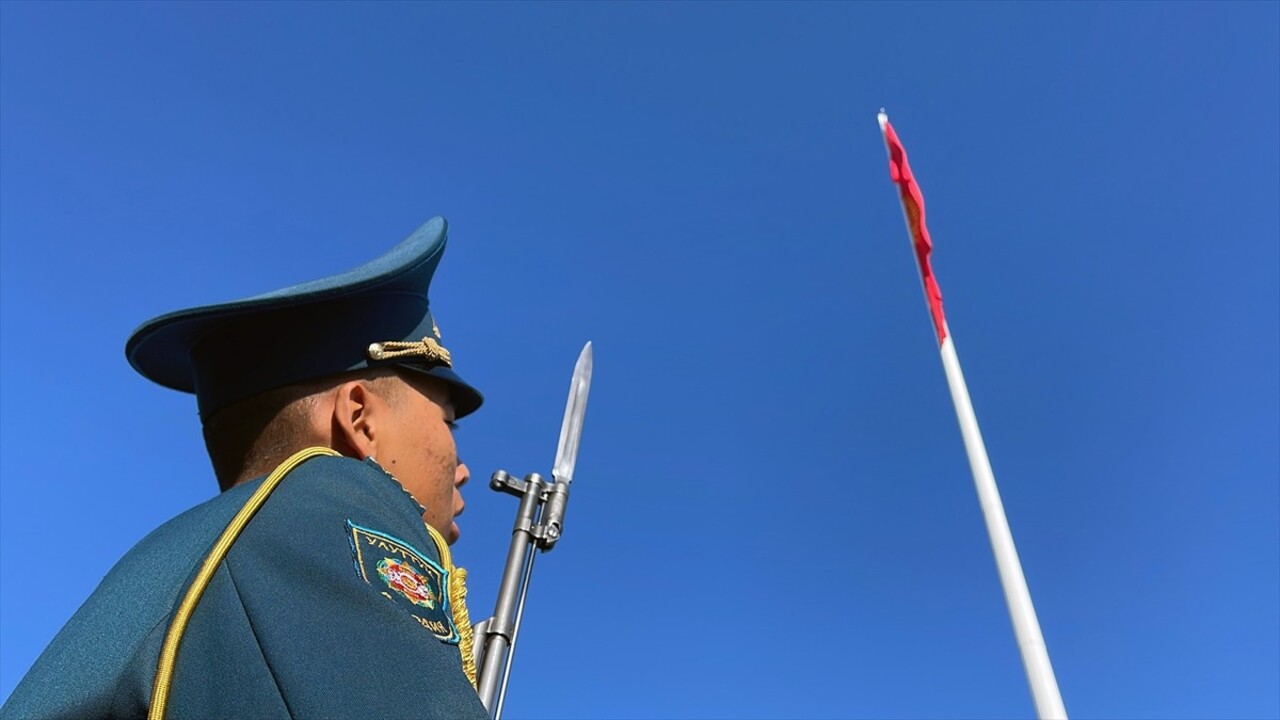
[346,521,460,644]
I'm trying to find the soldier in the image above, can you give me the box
[1,217,490,718]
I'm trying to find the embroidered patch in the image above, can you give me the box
[347,521,459,644]
[377,558,438,608]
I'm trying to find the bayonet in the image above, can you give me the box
[552,341,593,486]
[541,342,591,545]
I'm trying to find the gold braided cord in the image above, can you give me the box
[148,447,340,720]
[366,337,452,367]
[423,522,478,689]
[451,566,479,689]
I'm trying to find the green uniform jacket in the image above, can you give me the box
[2,454,487,719]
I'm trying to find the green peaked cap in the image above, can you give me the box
[126,217,483,421]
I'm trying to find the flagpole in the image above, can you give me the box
[877,110,1068,720]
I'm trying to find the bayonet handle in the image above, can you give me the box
[540,482,570,550]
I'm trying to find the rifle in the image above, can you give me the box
[473,342,593,719]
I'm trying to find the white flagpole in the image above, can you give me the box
[877,110,1068,720]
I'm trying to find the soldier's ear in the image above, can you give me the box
[331,380,380,460]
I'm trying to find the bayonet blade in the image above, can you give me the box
[551,341,592,485]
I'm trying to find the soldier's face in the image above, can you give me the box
[375,373,468,544]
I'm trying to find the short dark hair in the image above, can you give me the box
[202,368,406,490]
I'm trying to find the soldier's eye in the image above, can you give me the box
[446,421,460,432]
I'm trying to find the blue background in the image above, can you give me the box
[2,3,1277,718]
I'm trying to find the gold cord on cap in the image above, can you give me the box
[367,337,453,367]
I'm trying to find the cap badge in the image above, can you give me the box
[367,337,452,367]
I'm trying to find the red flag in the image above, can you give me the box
[882,118,947,343]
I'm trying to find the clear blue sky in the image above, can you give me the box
[2,3,1277,718]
